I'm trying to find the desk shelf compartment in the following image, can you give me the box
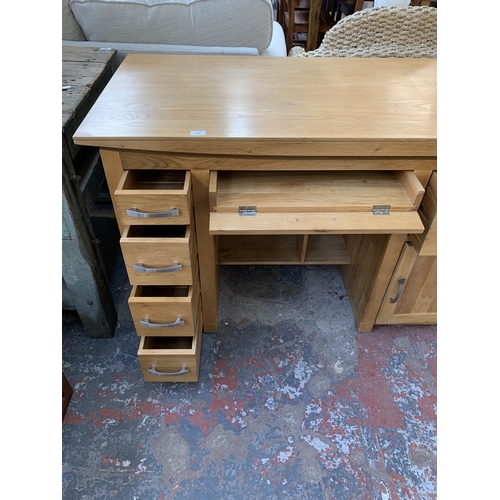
[120,224,197,285]
[210,171,424,213]
[209,171,425,235]
[218,234,351,265]
[137,301,202,383]
[129,283,201,337]
[115,169,191,226]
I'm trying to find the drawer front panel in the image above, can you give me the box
[120,225,197,285]
[115,170,191,226]
[129,282,201,337]
[138,304,202,382]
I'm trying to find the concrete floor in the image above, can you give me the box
[62,214,437,499]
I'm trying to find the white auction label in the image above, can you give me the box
[190,130,206,136]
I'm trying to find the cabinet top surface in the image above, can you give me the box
[73,55,436,156]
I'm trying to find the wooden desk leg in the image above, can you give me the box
[191,170,219,332]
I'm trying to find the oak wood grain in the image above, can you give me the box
[74,55,436,157]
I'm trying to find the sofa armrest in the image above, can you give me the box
[260,21,287,57]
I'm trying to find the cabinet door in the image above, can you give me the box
[377,242,437,325]
[376,171,437,326]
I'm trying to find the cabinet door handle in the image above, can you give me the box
[140,318,185,328]
[133,262,182,273]
[390,278,406,303]
[147,367,189,376]
[126,207,179,218]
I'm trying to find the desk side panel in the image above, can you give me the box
[191,169,220,332]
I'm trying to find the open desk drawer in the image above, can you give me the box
[120,225,197,285]
[129,282,200,337]
[115,170,191,226]
[209,171,425,235]
[137,303,202,383]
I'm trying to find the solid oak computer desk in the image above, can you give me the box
[73,55,437,382]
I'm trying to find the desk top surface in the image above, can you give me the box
[73,54,436,157]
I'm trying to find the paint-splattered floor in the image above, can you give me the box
[62,215,437,500]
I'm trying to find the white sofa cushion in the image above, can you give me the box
[69,0,274,54]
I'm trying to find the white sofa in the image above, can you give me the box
[62,0,287,62]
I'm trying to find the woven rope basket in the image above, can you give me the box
[289,6,437,58]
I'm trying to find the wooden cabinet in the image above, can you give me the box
[376,172,437,326]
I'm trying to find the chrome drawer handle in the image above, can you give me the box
[126,207,179,218]
[148,367,189,376]
[390,278,406,303]
[133,262,182,273]
[140,318,185,328]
